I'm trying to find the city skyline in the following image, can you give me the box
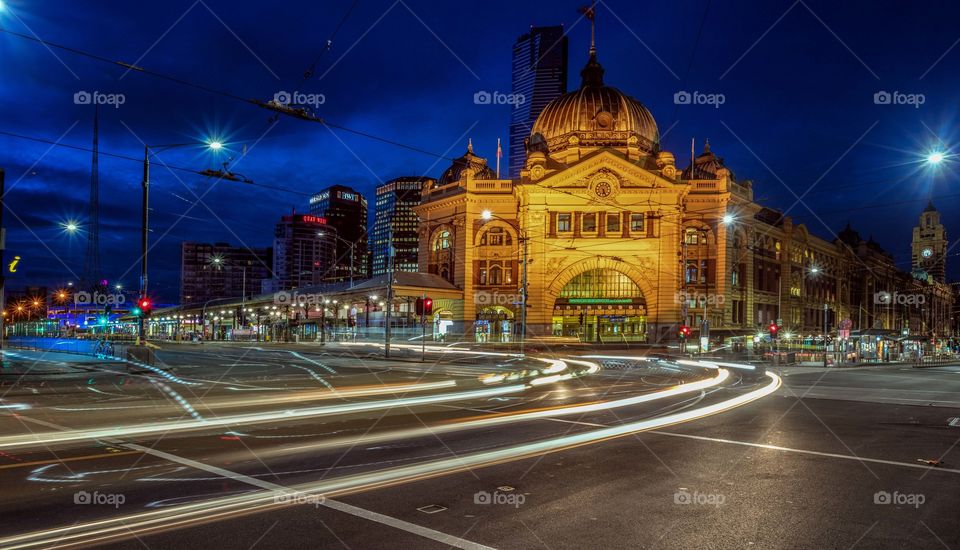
[1,1,959,302]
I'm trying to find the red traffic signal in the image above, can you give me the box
[415,297,434,316]
[138,297,153,316]
[768,322,779,337]
[678,325,691,339]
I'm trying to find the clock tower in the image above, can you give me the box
[911,201,947,282]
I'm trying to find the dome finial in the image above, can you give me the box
[704,139,711,154]
[578,3,603,87]
[467,138,473,154]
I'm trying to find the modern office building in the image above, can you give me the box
[508,25,567,179]
[180,243,273,305]
[371,177,431,276]
[272,214,338,291]
[309,185,369,283]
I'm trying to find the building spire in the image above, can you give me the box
[467,138,474,154]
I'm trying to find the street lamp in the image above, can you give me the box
[62,221,79,233]
[722,213,735,225]
[138,139,223,344]
[480,209,528,357]
[927,151,946,165]
[317,231,357,287]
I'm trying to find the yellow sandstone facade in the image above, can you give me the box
[414,45,860,344]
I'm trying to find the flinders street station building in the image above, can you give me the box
[413,42,955,351]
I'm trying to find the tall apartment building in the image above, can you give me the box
[271,214,338,290]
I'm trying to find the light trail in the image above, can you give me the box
[210,365,729,462]
[0,384,528,451]
[0,371,780,550]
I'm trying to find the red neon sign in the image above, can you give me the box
[299,215,327,225]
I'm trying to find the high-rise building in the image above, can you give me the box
[180,243,273,304]
[272,214,338,290]
[508,25,568,179]
[371,177,430,276]
[912,201,948,282]
[309,185,369,283]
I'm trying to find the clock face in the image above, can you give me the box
[921,247,933,259]
[594,182,612,198]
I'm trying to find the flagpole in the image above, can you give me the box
[496,138,501,179]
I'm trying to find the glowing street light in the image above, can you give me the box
[722,214,735,225]
[62,221,80,233]
[481,209,493,220]
[207,140,224,151]
[927,151,945,165]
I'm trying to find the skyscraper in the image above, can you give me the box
[271,214,337,290]
[508,26,568,179]
[371,177,431,276]
[309,185,369,283]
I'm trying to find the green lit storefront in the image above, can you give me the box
[550,269,648,343]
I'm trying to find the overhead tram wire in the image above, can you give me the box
[0,27,454,162]
[300,0,361,82]
[0,128,311,196]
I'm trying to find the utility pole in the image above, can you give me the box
[385,232,394,358]
[138,145,149,345]
[421,290,426,362]
[520,233,528,358]
[823,303,829,368]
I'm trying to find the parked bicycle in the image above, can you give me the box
[93,339,114,358]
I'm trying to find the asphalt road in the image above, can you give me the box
[0,343,958,549]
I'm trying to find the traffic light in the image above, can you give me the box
[415,297,434,316]
[768,322,779,339]
[137,297,153,317]
[678,325,691,340]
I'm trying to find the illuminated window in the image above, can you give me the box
[559,269,641,299]
[557,213,572,232]
[480,227,511,246]
[630,213,644,232]
[684,228,700,245]
[583,213,597,232]
[489,265,503,285]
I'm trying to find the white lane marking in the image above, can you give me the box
[125,444,495,550]
[547,418,607,428]
[289,352,336,374]
[650,431,960,475]
[14,416,494,550]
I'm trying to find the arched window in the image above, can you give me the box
[684,227,701,245]
[489,265,502,285]
[433,230,451,251]
[559,269,641,299]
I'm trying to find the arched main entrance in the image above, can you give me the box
[552,268,647,342]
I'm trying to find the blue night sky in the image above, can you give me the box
[1,0,959,301]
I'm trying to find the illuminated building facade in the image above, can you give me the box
[372,177,432,276]
[415,40,866,343]
[180,242,273,305]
